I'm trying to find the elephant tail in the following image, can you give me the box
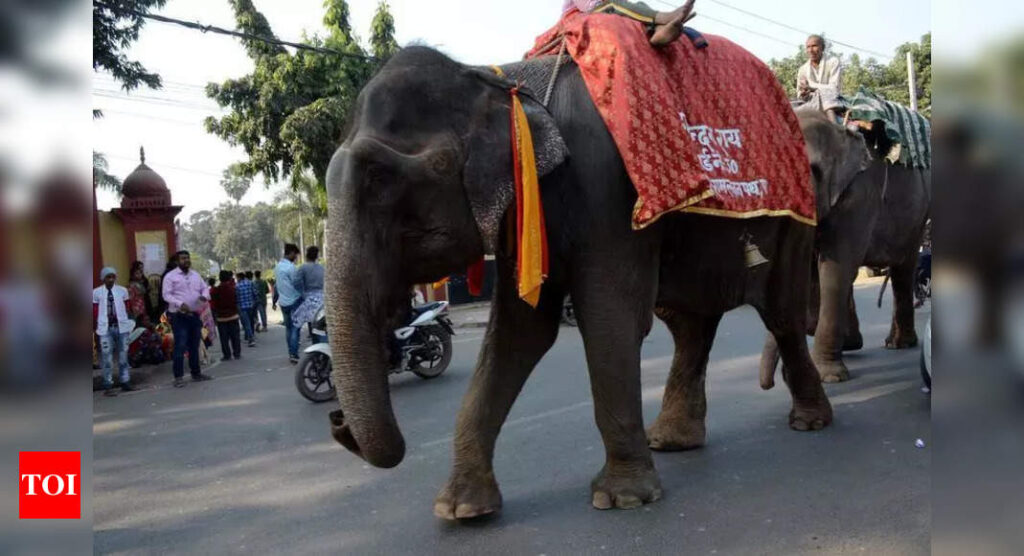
[877,273,890,308]
[759,333,781,390]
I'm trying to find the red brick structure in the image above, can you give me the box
[111,147,183,278]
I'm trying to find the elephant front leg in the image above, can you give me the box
[885,258,919,349]
[575,269,662,510]
[812,259,856,382]
[434,261,562,520]
[647,309,721,451]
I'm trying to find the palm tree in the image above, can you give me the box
[274,172,327,254]
[93,151,122,195]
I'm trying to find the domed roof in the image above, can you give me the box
[121,147,171,207]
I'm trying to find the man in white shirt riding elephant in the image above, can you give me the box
[797,34,843,121]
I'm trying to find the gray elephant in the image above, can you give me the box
[323,47,832,519]
[762,108,931,385]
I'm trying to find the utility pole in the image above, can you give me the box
[298,214,305,255]
[906,51,918,112]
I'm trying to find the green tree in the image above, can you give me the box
[181,204,281,272]
[93,0,166,92]
[180,210,223,268]
[767,44,808,99]
[93,151,122,195]
[370,1,399,61]
[205,0,398,194]
[274,179,325,254]
[220,163,252,203]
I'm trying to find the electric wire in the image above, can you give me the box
[94,0,378,62]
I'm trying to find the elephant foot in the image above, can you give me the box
[590,462,662,510]
[646,415,706,451]
[885,329,918,349]
[842,331,864,351]
[789,397,833,431]
[433,468,502,520]
[812,356,850,383]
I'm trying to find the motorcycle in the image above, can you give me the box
[562,295,577,327]
[914,247,932,308]
[295,301,455,403]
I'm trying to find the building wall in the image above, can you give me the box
[97,211,129,286]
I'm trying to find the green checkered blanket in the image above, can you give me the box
[845,87,931,168]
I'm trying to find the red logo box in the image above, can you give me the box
[19,452,81,519]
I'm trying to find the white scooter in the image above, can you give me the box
[295,302,455,402]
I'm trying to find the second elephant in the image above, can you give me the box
[762,108,932,385]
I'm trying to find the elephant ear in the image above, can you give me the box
[461,67,569,254]
[828,126,873,207]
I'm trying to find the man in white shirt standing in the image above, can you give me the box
[797,34,843,120]
[93,267,137,396]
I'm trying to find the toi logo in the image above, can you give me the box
[19,452,81,519]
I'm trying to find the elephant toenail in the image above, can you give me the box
[592,492,613,509]
[616,495,642,509]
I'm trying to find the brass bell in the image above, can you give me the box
[743,237,769,268]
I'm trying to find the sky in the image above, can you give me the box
[92,0,934,220]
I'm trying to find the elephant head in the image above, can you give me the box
[323,47,568,468]
[796,107,872,221]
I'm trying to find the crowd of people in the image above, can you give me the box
[94,242,326,396]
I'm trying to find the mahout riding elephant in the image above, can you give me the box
[323,47,831,519]
[762,108,932,385]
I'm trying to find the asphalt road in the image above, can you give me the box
[93,280,930,555]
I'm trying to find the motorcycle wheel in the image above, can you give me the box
[411,326,452,379]
[295,351,336,403]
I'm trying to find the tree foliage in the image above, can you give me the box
[768,33,931,116]
[180,203,282,273]
[180,211,220,267]
[370,2,399,61]
[93,0,167,91]
[274,174,327,252]
[93,151,122,195]
[205,0,399,194]
[220,163,252,203]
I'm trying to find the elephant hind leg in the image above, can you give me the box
[647,308,721,451]
[757,238,832,430]
[762,320,834,431]
[886,258,920,349]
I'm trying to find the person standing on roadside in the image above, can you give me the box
[244,271,259,333]
[93,267,138,396]
[293,246,326,345]
[161,250,215,387]
[274,243,303,363]
[236,271,257,347]
[253,270,269,332]
[209,270,242,361]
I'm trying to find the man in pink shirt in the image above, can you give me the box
[162,250,214,387]
[561,0,694,46]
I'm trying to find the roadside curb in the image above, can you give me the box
[454,321,489,330]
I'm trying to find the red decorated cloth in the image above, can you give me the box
[526,11,816,228]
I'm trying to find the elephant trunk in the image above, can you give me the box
[324,216,406,468]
